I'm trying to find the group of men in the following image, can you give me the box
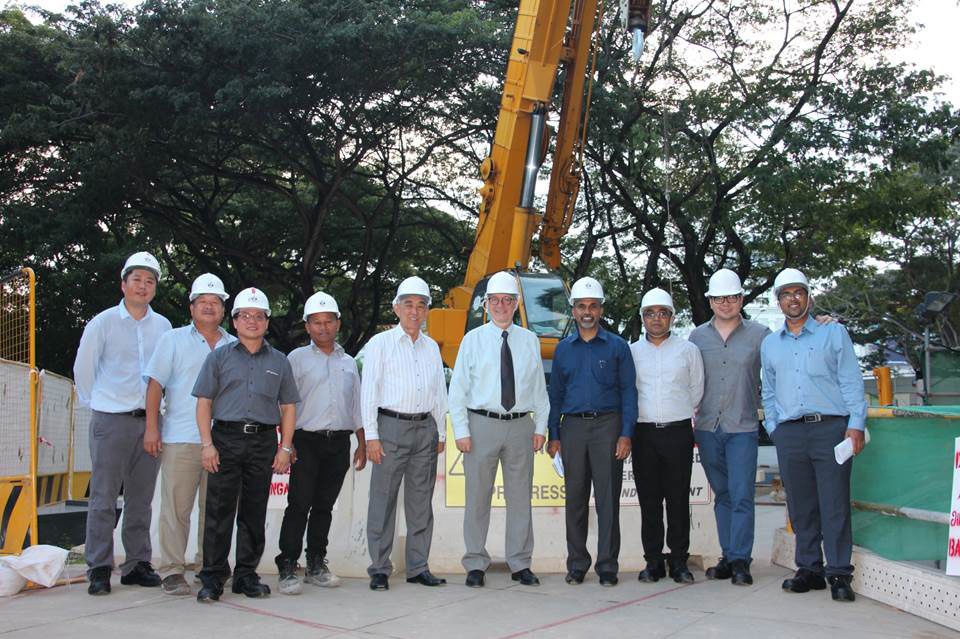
[74,250,865,606]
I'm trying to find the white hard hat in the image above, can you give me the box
[392,276,432,306]
[706,269,743,297]
[189,273,229,302]
[773,268,809,296]
[120,251,162,280]
[232,287,271,317]
[569,276,604,305]
[486,271,520,297]
[303,291,340,320]
[640,287,674,311]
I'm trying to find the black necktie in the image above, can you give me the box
[501,330,516,411]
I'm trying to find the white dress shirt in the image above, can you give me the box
[288,342,361,432]
[448,321,549,439]
[74,300,172,412]
[359,325,448,442]
[630,333,704,423]
[143,323,235,443]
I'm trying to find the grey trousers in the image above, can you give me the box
[560,413,623,575]
[85,410,160,576]
[773,415,854,577]
[366,414,439,578]
[462,413,535,573]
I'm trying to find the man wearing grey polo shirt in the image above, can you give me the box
[689,269,770,587]
[275,291,366,595]
[144,273,234,596]
[191,287,299,603]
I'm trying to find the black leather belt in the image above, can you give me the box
[564,411,615,420]
[303,429,351,438]
[378,408,431,422]
[784,413,842,424]
[115,409,146,417]
[214,420,276,434]
[468,408,529,421]
[637,419,691,429]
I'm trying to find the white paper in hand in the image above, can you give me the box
[552,452,565,478]
[834,428,870,465]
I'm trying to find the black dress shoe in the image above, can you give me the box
[196,582,223,603]
[669,559,694,584]
[370,573,389,591]
[564,569,585,585]
[232,573,271,598]
[730,560,753,586]
[465,570,485,588]
[87,566,112,596]
[782,568,826,593]
[828,575,856,602]
[705,558,732,580]
[638,559,666,583]
[120,561,162,587]
[511,568,540,586]
[598,572,618,587]
[406,570,446,586]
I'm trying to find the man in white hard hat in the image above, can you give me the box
[546,276,637,587]
[361,276,448,591]
[448,271,550,588]
[688,268,770,587]
[74,251,172,595]
[144,273,235,596]
[631,288,704,585]
[275,291,366,595]
[191,287,300,603]
[761,268,866,603]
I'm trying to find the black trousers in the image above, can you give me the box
[559,413,623,575]
[276,429,352,564]
[199,424,276,584]
[632,421,694,561]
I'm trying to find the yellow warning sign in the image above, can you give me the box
[444,420,565,507]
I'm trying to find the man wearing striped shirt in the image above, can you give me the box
[361,276,448,591]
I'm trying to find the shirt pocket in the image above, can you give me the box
[805,348,831,378]
[255,369,282,399]
[590,356,616,386]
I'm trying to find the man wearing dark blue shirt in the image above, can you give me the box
[547,277,638,587]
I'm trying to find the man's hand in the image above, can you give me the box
[456,437,472,453]
[143,425,162,458]
[533,434,546,452]
[547,439,561,459]
[614,436,632,460]
[815,314,836,325]
[353,444,367,471]
[202,445,219,473]
[273,448,292,474]
[436,440,445,454]
[367,440,385,465]
[846,429,866,456]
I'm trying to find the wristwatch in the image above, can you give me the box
[280,446,293,454]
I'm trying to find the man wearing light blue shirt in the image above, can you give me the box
[449,271,549,588]
[144,273,235,596]
[761,268,866,604]
[74,252,172,595]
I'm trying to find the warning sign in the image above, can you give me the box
[947,437,960,575]
[445,421,711,508]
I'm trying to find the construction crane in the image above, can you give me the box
[427,0,652,368]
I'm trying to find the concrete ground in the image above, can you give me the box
[1,506,954,639]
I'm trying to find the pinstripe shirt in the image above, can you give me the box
[359,325,448,442]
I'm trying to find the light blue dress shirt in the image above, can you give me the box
[74,300,172,413]
[760,317,867,435]
[144,323,236,443]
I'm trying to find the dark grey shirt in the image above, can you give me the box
[689,318,770,433]
[192,339,300,425]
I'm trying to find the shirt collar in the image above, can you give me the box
[573,325,608,343]
[189,323,230,341]
[117,299,153,321]
[643,332,673,346]
[486,320,514,335]
[310,341,345,356]
[391,324,423,345]
[232,339,268,355]
[776,315,817,337]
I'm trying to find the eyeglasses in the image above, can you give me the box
[235,312,268,322]
[778,289,808,301]
[710,294,742,304]
[487,296,517,306]
[642,310,673,319]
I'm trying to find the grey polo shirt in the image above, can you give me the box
[688,318,770,433]
[192,339,300,425]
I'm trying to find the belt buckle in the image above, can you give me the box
[655,422,666,429]
[242,423,258,434]
[803,414,822,423]
[582,412,597,420]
